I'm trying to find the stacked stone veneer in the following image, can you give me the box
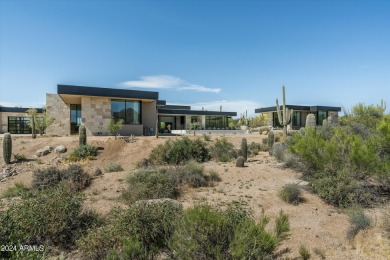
[46,94,70,136]
[81,96,111,135]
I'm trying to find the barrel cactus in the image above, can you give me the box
[236,156,245,167]
[79,125,87,146]
[306,114,316,128]
[268,131,275,156]
[241,138,248,162]
[3,133,12,164]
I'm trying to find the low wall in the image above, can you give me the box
[171,129,247,135]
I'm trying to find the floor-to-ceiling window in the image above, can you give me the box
[317,111,328,125]
[111,100,141,124]
[70,104,82,134]
[292,111,301,127]
[205,116,228,129]
[273,112,282,128]
[8,117,31,134]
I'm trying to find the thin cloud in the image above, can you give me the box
[170,100,263,117]
[120,75,221,93]
[0,101,45,108]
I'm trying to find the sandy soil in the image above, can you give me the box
[0,133,389,259]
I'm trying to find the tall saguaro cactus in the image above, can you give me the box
[3,133,12,164]
[276,85,293,136]
[241,138,248,162]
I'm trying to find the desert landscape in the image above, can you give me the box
[1,133,389,259]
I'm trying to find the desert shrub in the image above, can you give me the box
[124,168,180,204]
[62,164,91,192]
[248,142,260,157]
[171,203,289,259]
[78,199,182,259]
[32,166,62,190]
[313,247,326,259]
[203,133,211,141]
[283,153,301,169]
[175,160,208,188]
[381,206,390,238]
[32,164,91,192]
[272,143,287,161]
[278,184,302,205]
[68,144,98,161]
[0,185,99,258]
[94,167,103,176]
[13,153,28,162]
[106,237,151,260]
[210,137,237,162]
[104,162,124,172]
[136,158,153,168]
[208,170,222,182]
[259,143,268,152]
[2,182,29,198]
[347,206,371,238]
[149,137,209,165]
[299,244,311,260]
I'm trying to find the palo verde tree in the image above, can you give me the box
[276,85,293,136]
[26,108,38,139]
[108,117,124,139]
[36,106,54,135]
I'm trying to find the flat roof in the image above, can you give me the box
[158,108,236,116]
[255,105,341,113]
[58,84,159,100]
[161,105,191,110]
[0,107,43,113]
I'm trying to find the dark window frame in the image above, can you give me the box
[8,116,31,134]
[111,99,142,125]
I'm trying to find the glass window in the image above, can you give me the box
[317,111,328,125]
[8,117,31,134]
[205,116,228,129]
[292,111,301,127]
[70,104,82,134]
[111,100,142,124]
[273,112,282,127]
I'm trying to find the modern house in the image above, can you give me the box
[44,84,237,136]
[0,107,43,134]
[254,105,341,129]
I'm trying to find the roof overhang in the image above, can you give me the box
[0,107,43,113]
[255,105,341,113]
[158,108,236,116]
[58,84,159,100]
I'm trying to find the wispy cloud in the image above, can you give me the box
[120,75,221,93]
[170,100,263,117]
[0,101,45,108]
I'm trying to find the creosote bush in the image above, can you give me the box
[78,199,182,259]
[2,182,29,198]
[149,136,209,165]
[210,137,237,162]
[32,164,91,192]
[0,185,100,258]
[347,206,371,238]
[104,162,124,172]
[171,203,290,259]
[68,144,98,161]
[278,184,302,205]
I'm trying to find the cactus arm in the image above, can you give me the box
[282,85,286,125]
[276,98,282,125]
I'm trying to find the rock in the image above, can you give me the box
[36,146,52,157]
[55,145,67,153]
[262,131,268,135]
[94,168,103,176]
[236,156,245,167]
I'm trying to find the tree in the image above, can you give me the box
[26,108,38,139]
[190,122,201,136]
[36,106,54,135]
[108,117,124,139]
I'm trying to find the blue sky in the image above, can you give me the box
[0,0,389,116]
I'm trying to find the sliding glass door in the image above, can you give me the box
[70,104,82,134]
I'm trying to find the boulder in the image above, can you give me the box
[55,145,67,153]
[36,146,52,157]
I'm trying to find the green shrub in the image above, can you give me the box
[2,182,29,198]
[203,133,211,141]
[32,164,91,192]
[78,199,182,259]
[175,160,208,188]
[68,144,98,161]
[248,142,260,157]
[278,184,302,205]
[13,153,28,162]
[208,170,222,182]
[104,162,124,172]
[272,142,287,161]
[0,185,98,258]
[149,137,209,165]
[347,206,371,238]
[124,168,180,204]
[171,203,289,260]
[210,137,237,162]
[299,244,311,260]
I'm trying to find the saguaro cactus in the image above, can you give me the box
[79,125,87,146]
[241,138,248,162]
[276,85,293,136]
[268,131,275,156]
[306,114,316,128]
[3,133,12,164]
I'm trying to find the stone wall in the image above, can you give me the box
[0,112,32,133]
[141,101,157,135]
[46,94,70,136]
[81,96,111,135]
